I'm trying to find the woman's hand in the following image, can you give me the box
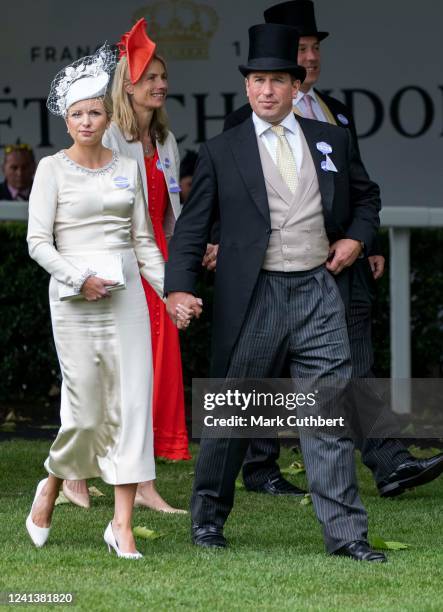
[81,276,116,301]
[176,303,194,331]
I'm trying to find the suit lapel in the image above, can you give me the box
[226,118,270,225]
[313,89,338,125]
[295,115,335,214]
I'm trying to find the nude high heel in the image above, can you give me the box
[62,480,90,509]
[133,492,187,513]
[103,522,143,560]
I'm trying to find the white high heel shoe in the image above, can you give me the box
[26,478,51,548]
[104,522,143,560]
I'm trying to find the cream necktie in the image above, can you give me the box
[270,125,298,193]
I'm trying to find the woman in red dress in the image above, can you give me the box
[63,19,193,513]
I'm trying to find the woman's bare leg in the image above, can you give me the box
[31,475,62,527]
[112,483,138,553]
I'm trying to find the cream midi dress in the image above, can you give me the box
[27,151,164,484]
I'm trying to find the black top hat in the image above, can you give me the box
[238,23,306,81]
[264,0,329,41]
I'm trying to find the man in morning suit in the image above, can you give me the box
[221,0,443,499]
[165,23,386,562]
[0,144,35,201]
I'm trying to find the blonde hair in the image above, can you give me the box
[102,93,113,119]
[112,55,169,144]
[65,93,113,118]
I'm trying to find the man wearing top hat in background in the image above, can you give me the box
[221,0,443,499]
[165,22,386,561]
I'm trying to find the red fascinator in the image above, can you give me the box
[117,18,156,84]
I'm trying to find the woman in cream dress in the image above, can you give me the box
[64,19,201,513]
[25,46,191,557]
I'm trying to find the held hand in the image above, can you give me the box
[166,292,203,326]
[176,303,194,331]
[81,276,116,301]
[368,254,385,280]
[202,243,219,272]
[326,239,363,275]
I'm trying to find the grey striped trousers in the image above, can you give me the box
[191,267,369,552]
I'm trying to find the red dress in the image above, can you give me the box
[142,150,191,460]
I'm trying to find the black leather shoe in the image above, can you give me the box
[333,541,387,563]
[245,476,306,496]
[378,452,443,498]
[191,524,227,549]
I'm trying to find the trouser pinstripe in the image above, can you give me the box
[242,293,411,490]
[346,300,410,482]
[191,267,369,552]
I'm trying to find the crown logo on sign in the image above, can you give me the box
[133,0,219,60]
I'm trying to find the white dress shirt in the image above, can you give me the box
[252,110,303,171]
[293,88,328,122]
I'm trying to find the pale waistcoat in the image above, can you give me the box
[258,130,330,272]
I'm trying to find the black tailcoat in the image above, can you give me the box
[165,115,380,377]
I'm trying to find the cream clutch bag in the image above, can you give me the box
[58,252,126,301]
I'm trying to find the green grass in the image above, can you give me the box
[0,441,442,611]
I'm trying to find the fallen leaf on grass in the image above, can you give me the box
[281,460,305,476]
[400,423,416,435]
[370,536,410,550]
[133,526,165,540]
[88,486,105,497]
[55,491,70,506]
[4,411,31,423]
[300,494,312,506]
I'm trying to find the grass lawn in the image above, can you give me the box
[0,440,442,611]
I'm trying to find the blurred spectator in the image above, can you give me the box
[0,144,36,201]
[179,149,198,204]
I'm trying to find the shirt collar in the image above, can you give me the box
[6,184,31,200]
[7,184,19,199]
[294,87,318,106]
[252,110,299,137]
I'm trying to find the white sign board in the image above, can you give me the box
[1,0,441,206]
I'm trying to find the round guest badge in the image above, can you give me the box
[164,157,171,169]
[316,141,332,155]
[169,176,181,193]
[113,176,130,189]
[337,114,349,125]
[156,159,163,171]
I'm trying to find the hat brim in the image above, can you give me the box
[239,58,306,82]
[298,30,329,41]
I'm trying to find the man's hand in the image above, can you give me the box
[368,254,385,280]
[326,239,363,275]
[165,292,203,328]
[202,243,219,272]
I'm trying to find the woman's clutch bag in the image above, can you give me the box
[58,252,126,301]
